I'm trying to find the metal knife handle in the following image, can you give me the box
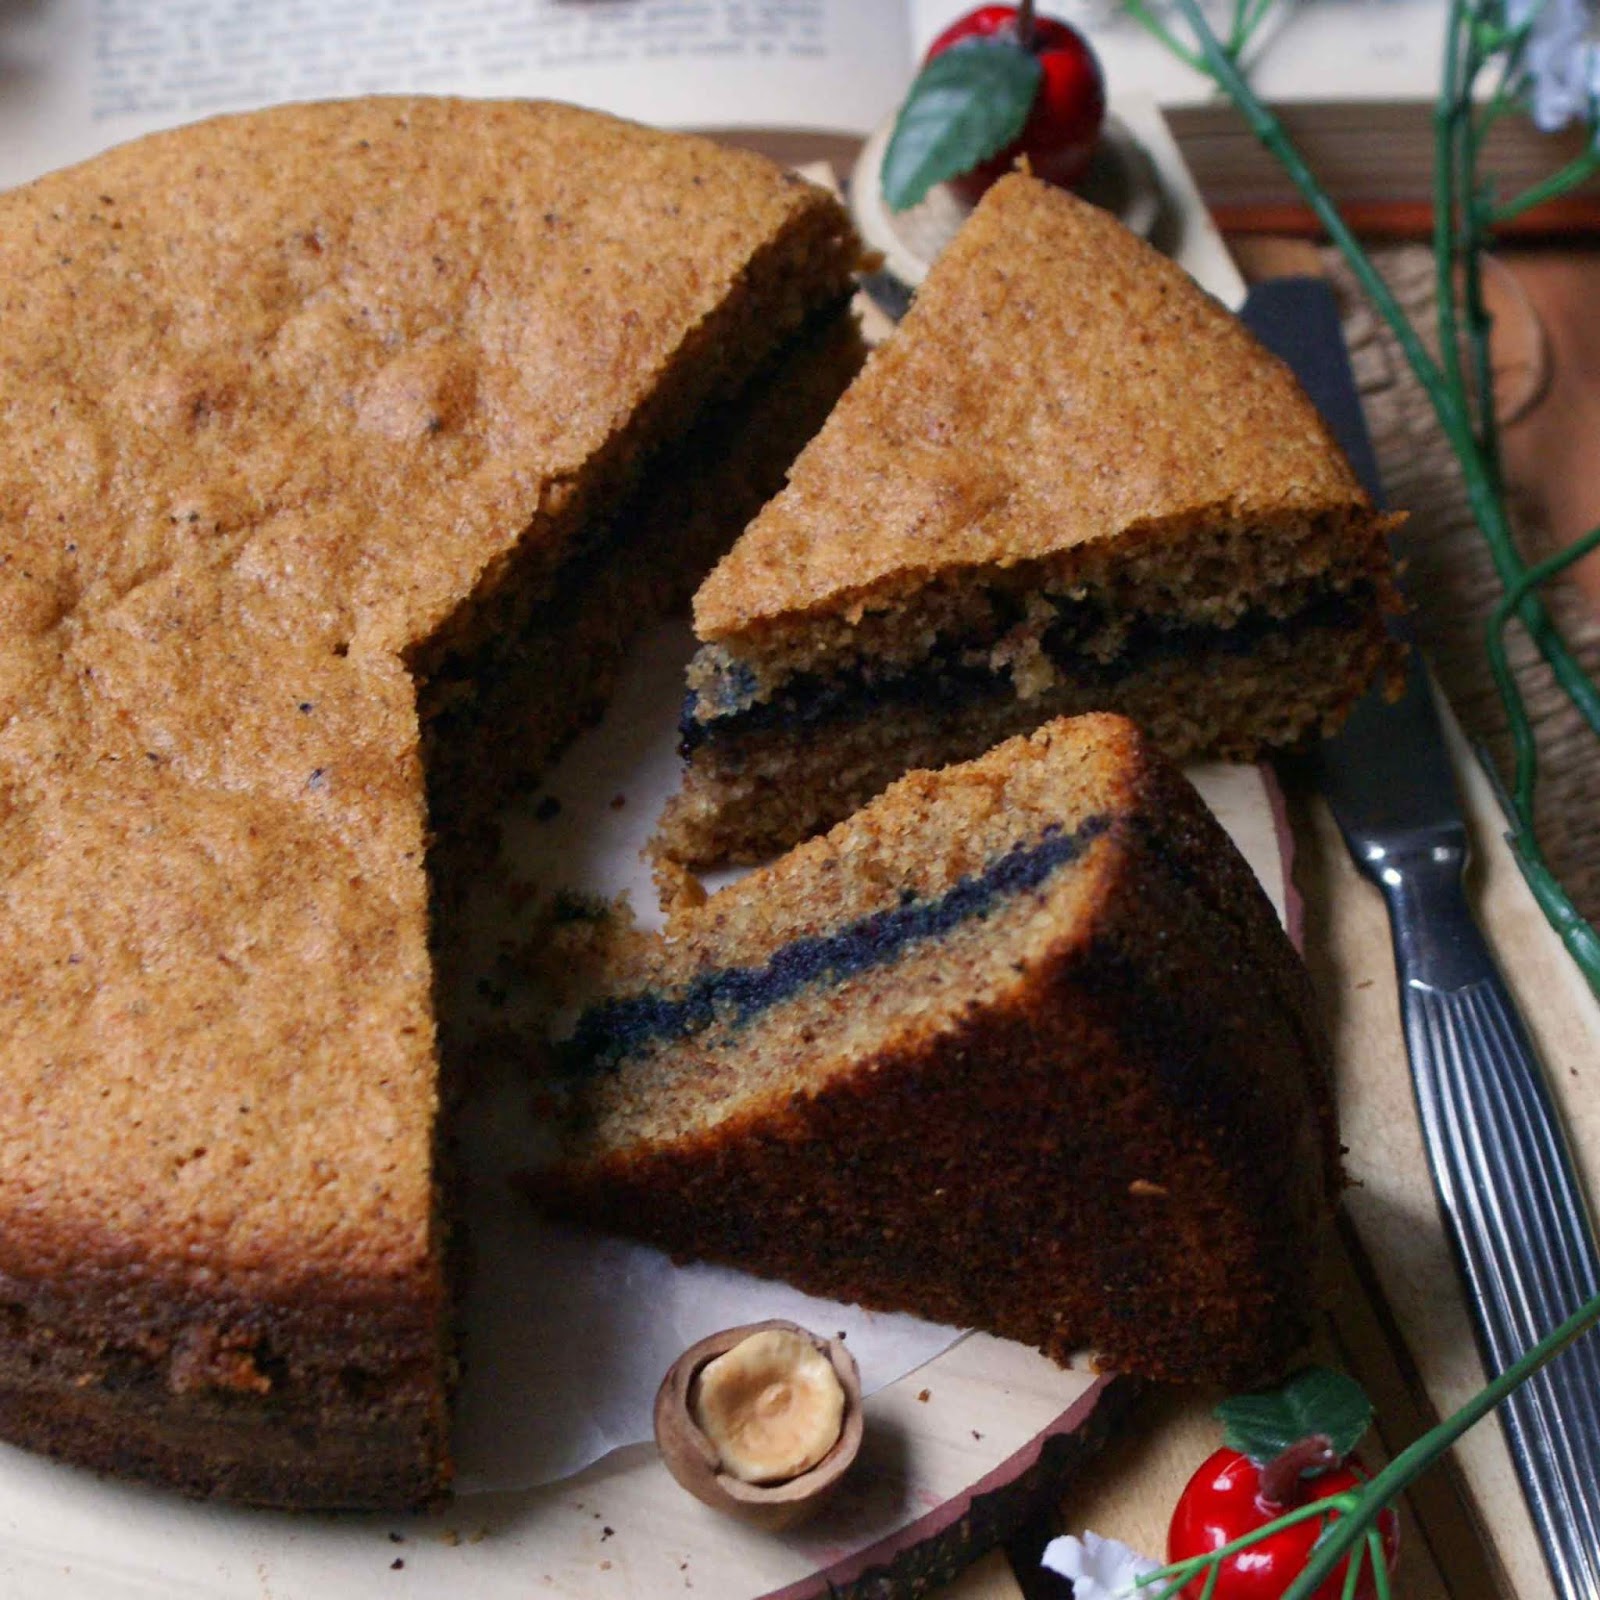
[1382,843,1600,1600]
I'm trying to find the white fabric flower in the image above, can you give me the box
[1042,1530,1162,1599]
[1507,0,1600,134]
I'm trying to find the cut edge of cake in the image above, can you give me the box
[529,714,1339,1387]
[653,173,1403,870]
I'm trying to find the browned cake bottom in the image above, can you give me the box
[535,716,1338,1386]
[0,1263,446,1508]
[655,603,1392,871]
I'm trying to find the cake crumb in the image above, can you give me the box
[475,977,508,1009]
[1128,1179,1169,1197]
[917,1388,931,1403]
[653,855,709,915]
[524,893,651,1009]
[390,1558,404,1570]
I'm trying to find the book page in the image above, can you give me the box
[907,0,1444,106]
[0,0,911,191]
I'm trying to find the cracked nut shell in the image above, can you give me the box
[653,1319,864,1530]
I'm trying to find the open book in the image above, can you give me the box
[0,0,1591,223]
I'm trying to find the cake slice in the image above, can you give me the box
[657,173,1402,869]
[0,98,859,1509]
[529,715,1336,1385]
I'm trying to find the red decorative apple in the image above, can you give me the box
[882,0,1105,212]
[1169,1443,1400,1600]
[1165,1368,1400,1600]
[925,5,1106,200]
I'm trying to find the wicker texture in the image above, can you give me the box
[1327,244,1600,923]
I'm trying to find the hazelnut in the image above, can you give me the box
[653,1320,863,1530]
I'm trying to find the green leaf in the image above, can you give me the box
[881,38,1043,212]
[1217,1366,1373,1467]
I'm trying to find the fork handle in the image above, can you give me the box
[1383,845,1600,1600]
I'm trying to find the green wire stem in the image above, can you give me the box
[1493,148,1600,224]
[1338,1537,1367,1600]
[1228,0,1250,55]
[1483,523,1600,981]
[1121,0,1206,70]
[1141,1492,1366,1593]
[1487,523,1600,818]
[1368,1528,1394,1600]
[1158,0,1600,998]
[1280,1293,1600,1596]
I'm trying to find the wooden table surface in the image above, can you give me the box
[1496,249,1600,602]
[1234,236,1600,603]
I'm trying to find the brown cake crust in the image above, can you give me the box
[693,173,1398,649]
[0,1228,446,1507]
[0,98,858,1507]
[534,717,1337,1385]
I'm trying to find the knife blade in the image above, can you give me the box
[1243,276,1600,1600]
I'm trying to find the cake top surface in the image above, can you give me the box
[0,97,846,1303]
[694,173,1371,645]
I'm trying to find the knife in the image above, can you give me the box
[1244,276,1600,1600]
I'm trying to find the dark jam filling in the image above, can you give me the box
[680,584,1370,754]
[559,813,1112,1074]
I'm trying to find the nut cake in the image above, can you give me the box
[531,716,1337,1385]
[0,98,859,1509]
[657,173,1404,869]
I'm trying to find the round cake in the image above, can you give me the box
[0,97,859,1510]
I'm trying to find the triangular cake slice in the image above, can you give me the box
[530,715,1336,1385]
[0,98,859,1509]
[657,173,1402,868]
